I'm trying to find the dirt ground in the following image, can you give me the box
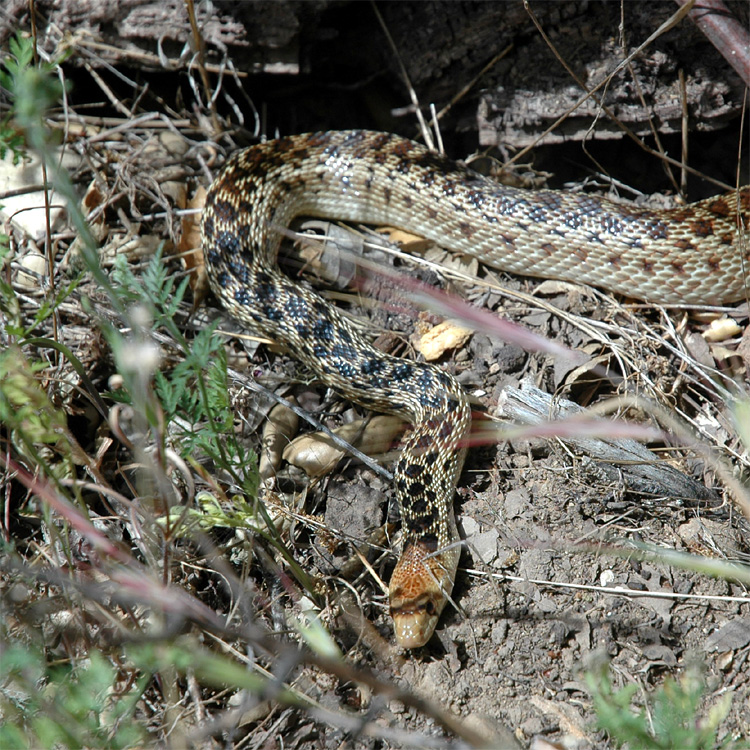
[3,1,750,748]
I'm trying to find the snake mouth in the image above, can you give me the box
[390,592,442,649]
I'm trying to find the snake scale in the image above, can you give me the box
[202,129,749,648]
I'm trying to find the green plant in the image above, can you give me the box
[0,30,263,746]
[0,35,40,164]
[0,642,148,750]
[586,661,744,749]
[0,347,69,458]
[107,247,258,489]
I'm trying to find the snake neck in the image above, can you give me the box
[389,408,468,648]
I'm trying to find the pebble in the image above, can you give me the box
[16,252,47,290]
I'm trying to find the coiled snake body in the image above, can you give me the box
[202,130,749,648]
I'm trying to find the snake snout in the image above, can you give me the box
[390,591,442,649]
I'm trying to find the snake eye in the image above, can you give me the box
[424,600,437,616]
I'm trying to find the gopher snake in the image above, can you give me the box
[202,130,749,648]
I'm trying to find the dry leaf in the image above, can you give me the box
[378,226,433,253]
[283,415,405,477]
[259,400,299,484]
[703,315,742,342]
[416,319,472,361]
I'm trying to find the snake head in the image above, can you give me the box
[388,540,460,649]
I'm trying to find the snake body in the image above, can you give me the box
[202,130,749,648]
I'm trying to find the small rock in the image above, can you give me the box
[505,487,531,518]
[159,130,189,156]
[600,569,615,586]
[469,528,500,566]
[462,516,480,536]
[538,596,558,614]
[16,251,47,290]
[705,619,750,652]
[491,620,509,644]
[641,644,677,666]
